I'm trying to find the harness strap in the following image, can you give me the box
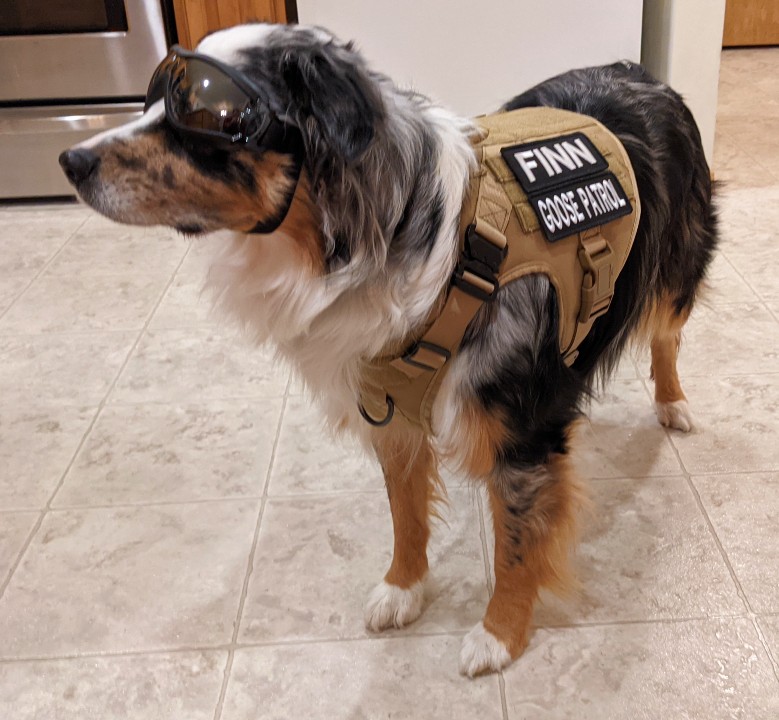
[388,219,506,382]
[561,228,617,364]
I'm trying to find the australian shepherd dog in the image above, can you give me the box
[59,23,717,675]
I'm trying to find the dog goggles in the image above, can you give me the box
[144,45,277,147]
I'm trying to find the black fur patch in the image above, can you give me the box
[115,153,147,172]
[162,165,176,189]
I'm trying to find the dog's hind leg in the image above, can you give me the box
[647,296,694,432]
[460,450,584,677]
[364,425,443,631]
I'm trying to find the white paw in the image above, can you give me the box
[459,622,512,677]
[655,399,694,432]
[364,579,425,632]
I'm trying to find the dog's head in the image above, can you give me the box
[59,24,385,239]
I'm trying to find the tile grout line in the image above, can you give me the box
[637,376,779,685]
[0,612,764,665]
[0,242,193,602]
[211,376,291,720]
[718,248,779,326]
[476,483,509,720]
[0,214,91,323]
[476,490,494,598]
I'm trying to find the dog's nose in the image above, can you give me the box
[58,148,100,186]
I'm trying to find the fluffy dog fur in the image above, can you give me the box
[61,23,717,676]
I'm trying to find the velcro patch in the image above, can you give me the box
[500,133,632,241]
[501,132,608,193]
[529,172,633,242]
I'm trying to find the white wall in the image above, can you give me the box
[297,0,643,116]
[642,0,727,164]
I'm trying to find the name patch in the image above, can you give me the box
[501,133,632,242]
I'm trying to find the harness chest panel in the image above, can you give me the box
[359,107,641,432]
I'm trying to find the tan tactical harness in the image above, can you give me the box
[358,107,641,432]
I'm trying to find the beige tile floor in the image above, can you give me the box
[1,48,779,719]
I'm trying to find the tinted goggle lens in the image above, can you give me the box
[144,51,269,144]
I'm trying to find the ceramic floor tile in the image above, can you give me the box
[46,217,188,278]
[0,651,226,720]
[0,500,258,658]
[503,618,779,720]
[717,76,779,121]
[0,214,87,276]
[0,512,37,580]
[712,133,779,189]
[222,637,502,720]
[613,355,639,380]
[239,489,488,643]
[703,252,760,306]
[669,375,779,474]
[671,303,779,378]
[719,48,779,82]
[725,245,779,302]
[269,395,383,495]
[717,186,779,243]
[0,273,170,334]
[695,473,779,614]
[532,476,743,627]
[149,275,226,329]
[716,118,779,163]
[110,328,289,404]
[574,380,683,479]
[0,405,97,509]
[174,234,227,281]
[0,332,136,407]
[55,400,284,507]
[0,276,31,316]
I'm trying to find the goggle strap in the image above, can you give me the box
[248,127,305,235]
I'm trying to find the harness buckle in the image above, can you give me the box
[464,222,507,273]
[578,235,615,323]
[452,223,508,302]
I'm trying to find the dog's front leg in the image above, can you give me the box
[364,425,441,631]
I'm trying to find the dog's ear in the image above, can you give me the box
[281,44,383,165]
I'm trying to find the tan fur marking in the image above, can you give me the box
[458,402,507,479]
[371,425,445,589]
[216,173,324,280]
[636,295,691,405]
[98,131,313,240]
[483,452,584,659]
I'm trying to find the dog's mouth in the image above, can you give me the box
[175,222,207,236]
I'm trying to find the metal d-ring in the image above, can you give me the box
[358,395,395,427]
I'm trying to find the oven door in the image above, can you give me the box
[0,0,167,102]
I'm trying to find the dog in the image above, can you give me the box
[59,23,717,676]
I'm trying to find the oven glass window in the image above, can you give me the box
[0,0,128,35]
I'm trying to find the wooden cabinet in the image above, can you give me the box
[172,0,290,48]
[723,0,779,46]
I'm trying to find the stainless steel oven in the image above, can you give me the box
[0,0,170,198]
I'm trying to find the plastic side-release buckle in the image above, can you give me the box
[578,235,615,323]
[452,222,508,302]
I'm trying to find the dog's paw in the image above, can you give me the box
[459,622,512,677]
[364,579,425,632]
[655,399,694,432]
